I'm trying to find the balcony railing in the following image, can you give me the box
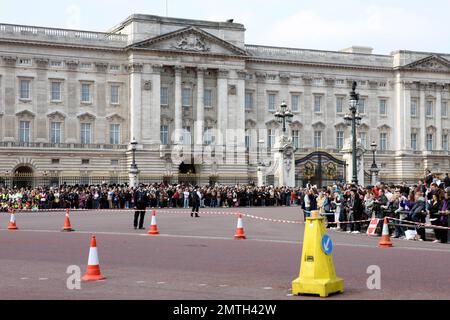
[0,141,128,150]
[0,23,128,46]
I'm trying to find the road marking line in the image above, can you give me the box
[199,284,207,287]
[39,278,48,281]
[136,281,146,284]
[157,282,166,284]
[20,277,29,280]
[1,229,448,253]
[263,287,273,290]
[219,284,229,287]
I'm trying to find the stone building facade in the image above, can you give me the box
[0,14,449,186]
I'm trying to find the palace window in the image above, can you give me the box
[442,101,448,117]
[245,130,251,151]
[426,133,434,151]
[292,130,300,149]
[110,85,120,105]
[359,132,367,148]
[19,121,30,143]
[160,87,169,106]
[19,79,31,100]
[51,122,61,144]
[204,89,213,108]
[160,126,169,145]
[245,91,253,110]
[379,99,387,115]
[358,98,365,114]
[81,83,91,103]
[204,127,215,145]
[336,96,344,113]
[267,129,275,150]
[182,126,192,145]
[314,95,322,113]
[379,133,387,151]
[291,94,300,112]
[314,131,322,148]
[426,101,434,117]
[411,133,417,151]
[80,123,91,144]
[268,93,276,112]
[109,124,120,145]
[442,134,448,151]
[336,131,344,150]
[411,98,418,117]
[51,82,62,102]
[182,88,192,107]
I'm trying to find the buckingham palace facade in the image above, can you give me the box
[0,14,449,187]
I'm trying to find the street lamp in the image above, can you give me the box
[344,81,362,186]
[370,141,380,185]
[274,101,294,134]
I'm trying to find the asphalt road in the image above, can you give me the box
[0,206,449,300]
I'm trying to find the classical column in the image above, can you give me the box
[419,83,426,151]
[174,65,183,144]
[436,84,443,151]
[217,69,229,146]
[403,82,412,151]
[34,58,49,143]
[129,63,144,144]
[195,67,205,146]
[150,64,163,146]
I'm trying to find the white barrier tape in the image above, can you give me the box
[387,217,450,231]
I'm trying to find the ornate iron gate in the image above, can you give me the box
[295,151,346,188]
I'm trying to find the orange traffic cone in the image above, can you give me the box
[148,211,159,235]
[81,235,106,281]
[378,217,393,248]
[234,214,246,240]
[8,210,18,230]
[62,208,74,232]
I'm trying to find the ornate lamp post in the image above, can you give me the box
[274,101,294,135]
[273,101,295,187]
[129,138,139,187]
[369,141,380,186]
[344,82,362,186]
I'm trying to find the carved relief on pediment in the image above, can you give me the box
[406,55,450,72]
[171,34,210,52]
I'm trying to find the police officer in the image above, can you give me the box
[191,187,201,217]
[133,185,148,229]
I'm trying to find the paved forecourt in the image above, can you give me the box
[0,206,449,300]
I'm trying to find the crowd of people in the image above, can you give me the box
[0,171,449,243]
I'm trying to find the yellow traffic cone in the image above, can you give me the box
[291,215,344,297]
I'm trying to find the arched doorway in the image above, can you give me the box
[13,166,34,188]
[178,162,198,185]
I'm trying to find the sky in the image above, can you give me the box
[0,0,450,55]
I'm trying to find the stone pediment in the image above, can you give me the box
[129,26,247,57]
[15,109,35,118]
[404,55,450,72]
